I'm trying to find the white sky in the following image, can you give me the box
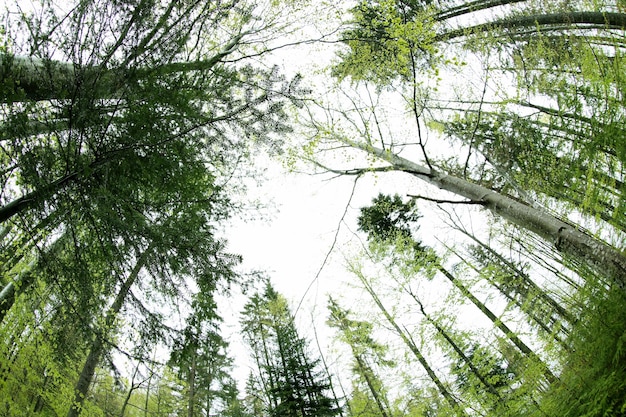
[217,0,483,385]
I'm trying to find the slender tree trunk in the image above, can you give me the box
[119,365,141,417]
[311,321,345,417]
[346,141,626,284]
[327,299,391,417]
[436,264,557,384]
[32,373,48,412]
[187,347,197,417]
[464,231,575,324]
[354,270,467,416]
[66,249,150,417]
[353,354,392,417]
[0,156,110,225]
[1,213,60,273]
[143,351,157,417]
[445,243,572,350]
[0,234,65,324]
[410,291,507,405]
[0,173,78,224]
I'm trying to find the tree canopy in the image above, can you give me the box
[2,0,626,416]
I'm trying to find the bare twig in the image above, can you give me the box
[294,176,360,317]
[407,194,486,205]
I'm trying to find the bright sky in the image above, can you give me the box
[218,0,470,384]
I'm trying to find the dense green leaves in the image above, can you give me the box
[0,0,301,415]
[3,0,626,416]
[241,282,341,417]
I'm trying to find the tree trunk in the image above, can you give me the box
[437,12,626,41]
[66,248,150,417]
[354,270,467,416]
[0,163,95,224]
[187,347,197,417]
[0,270,34,324]
[0,33,243,103]
[119,365,141,417]
[348,141,626,285]
[0,231,68,324]
[435,0,527,22]
[436,264,557,384]
[410,292,507,405]
[354,354,392,417]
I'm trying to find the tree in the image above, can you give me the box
[169,294,236,417]
[0,0,301,320]
[1,3,306,416]
[241,281,340,417]
[312,0,626,282]
[66,247,152,417]
[312,117,626,278]
[345,260,468,416]
[326,297,396,417]
[357,194,557,386]
[334,0,626,83]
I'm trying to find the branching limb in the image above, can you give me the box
[306,158,396,177]
[407,193,486,205]
[409,48,433,171]
[294,176,360,317]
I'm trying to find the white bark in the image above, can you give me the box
[349,141,626,284]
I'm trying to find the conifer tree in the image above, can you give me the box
[241,282,340,417]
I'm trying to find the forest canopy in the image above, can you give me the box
[1,0,625,416]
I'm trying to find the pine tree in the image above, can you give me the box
[241,281,340,417]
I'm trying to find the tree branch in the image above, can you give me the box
[407,194,486,205]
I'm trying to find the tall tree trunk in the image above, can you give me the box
[354,354,392,417]
[435,0,527,22]
[187,348,197,417]
[0,159,105,224]
[0,269,34,324]
[445,243,571,350]
[0,34,244,103]
[327,298,392,417]
[311,321,345,417]
[345,141,626,284]
[461,229,575,325]
[66,248,150,417]
[435,263,557,384]
[354,269,467,416]
[410,291,507,406]
[437,12,626,41]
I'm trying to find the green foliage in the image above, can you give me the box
[333,0,438,84]
[0,290,82,416]
[358,193,421,242]
[539,284,626,417]
[322,0,626,415]
[241,282,341,417]
[168,293,237,417]
[0,1,300,416]
[327,297,399,417]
